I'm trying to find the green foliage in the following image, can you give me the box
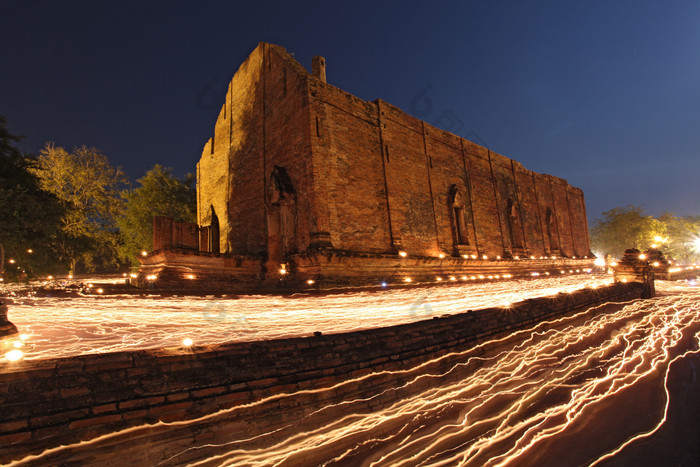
[591,206,666,256]
[592,205,700,262]
[657,213,700,263]
[0,117,66,279]
[32,142,129,273]
[117,165,196,266]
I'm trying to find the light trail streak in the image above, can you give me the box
[166,281,698,467]
[1,275,610,360]
[9,281,698,466]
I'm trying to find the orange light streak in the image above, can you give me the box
[2,275,609,360]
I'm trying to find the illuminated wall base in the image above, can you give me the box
[134,248,595,292]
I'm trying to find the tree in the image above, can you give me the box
[117,165,196,266]
[591,205,666,258]
[32,143,129,273]
[0,117,65,279]
[658,213,700,263]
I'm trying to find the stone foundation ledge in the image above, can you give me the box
[133,248,595,292]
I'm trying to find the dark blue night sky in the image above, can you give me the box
[2,0,699,222]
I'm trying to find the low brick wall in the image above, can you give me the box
[134,248,594,292]
[667,267,700,281]
[293,251,595,288]
[0,282,643,464]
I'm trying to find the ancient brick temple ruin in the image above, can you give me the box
[136,42,593,290]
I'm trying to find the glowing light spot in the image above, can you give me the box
[129,273,138,278]
[381,282,388,287]
[594,258,605,267]
[13,341,22,348]
[403,277,412,283]
[639,253,647,260]
[145,275,157,281]
[478,275,485,279]
[20,334,29,341]
[470,275,476,280]
[27,249,33,254]
[436,277,443,282]
[438,253,445,259]
[141,251,148,257]
[279,268,287,275]
[185,274,196,280]
[461,276,467,280]
[482,255,488,260]
[530,256,536,260]
[398,251,407,258]
[68,275,73,279]
[47,275,53,280]
[5,350,23,362]
[307,279,315,285]
[449,276,456,281]
[96,288,104,294]
[182,338,193,347]
[462,254,469,259]
[651,244,658,249]
[496,255,501,260]
[471,255,477,259]
[8,259,15,264]
[531,272,540,276]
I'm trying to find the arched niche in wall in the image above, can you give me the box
[505,196,525,254]
[267,166,297,261]
[545,207,560,254]
[208,205,220,254]
[448,184,472,255]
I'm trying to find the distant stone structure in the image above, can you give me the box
[643,248,671,280]
[613,249,655,298]
[138,43,593,290]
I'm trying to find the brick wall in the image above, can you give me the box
[152,216,198,251]
[308,80,591,260]
[0,282,644,463]
[193,42,592,279]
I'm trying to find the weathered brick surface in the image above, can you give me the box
[153,216,198,251]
